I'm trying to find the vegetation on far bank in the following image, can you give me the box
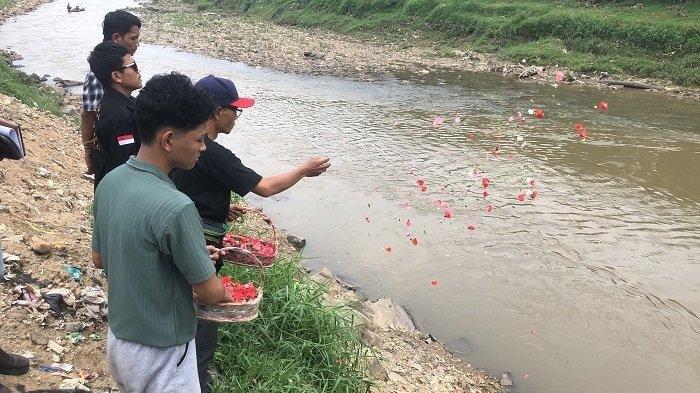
[0,0,14,10]
[212,201,372,392]
[187,0,700,86]
[1,2,66,115]
[0,55,64,115]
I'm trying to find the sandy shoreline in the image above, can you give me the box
[137,0,700,101]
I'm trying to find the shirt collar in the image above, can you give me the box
[126,156,176,188]
[104,88,135,110]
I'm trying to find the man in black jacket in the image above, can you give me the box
[171,75,330,392]
[87,41,142,188]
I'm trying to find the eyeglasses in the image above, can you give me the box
[223,105,243,118]
[116,62,139,73]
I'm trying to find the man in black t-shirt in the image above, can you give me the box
[170,75,330,393]
[87,41,143,188]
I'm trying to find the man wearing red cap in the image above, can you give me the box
[171,75,330,392]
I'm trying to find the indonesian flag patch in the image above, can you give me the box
[116,133,135,146]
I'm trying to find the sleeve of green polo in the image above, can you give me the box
[162,204,216,284]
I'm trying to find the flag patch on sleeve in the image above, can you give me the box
[116,133,135,146]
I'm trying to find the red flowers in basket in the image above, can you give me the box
[223,234,276,258]
[221,276,259,302]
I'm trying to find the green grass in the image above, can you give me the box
[0,55,64,115]
[185,0,700,86]
[211,210,372,392]
[0,0,14,10]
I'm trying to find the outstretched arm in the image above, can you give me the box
[252,157,330,197]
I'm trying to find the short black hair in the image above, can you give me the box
[135,73,216,145]
[88,41,128,88]
[102,10,141,42]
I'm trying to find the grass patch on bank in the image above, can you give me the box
[186,0,700,86]
[0,55,64,115]
[0,0,14,9]
[211,209,372,392]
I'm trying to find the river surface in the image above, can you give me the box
[2,1,699,392]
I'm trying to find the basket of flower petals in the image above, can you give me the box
[195,274,263,323]
[222,233,276,268]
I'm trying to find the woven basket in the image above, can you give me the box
[195,251,265,323]
[222,208,278,268]
[195,290,262,323]
[222,236,276,267]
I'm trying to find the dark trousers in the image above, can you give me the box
[195,319,220,393]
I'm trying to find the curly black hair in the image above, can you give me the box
[103,10,141,42]
[88,41,128,88]
[135,72,216,144]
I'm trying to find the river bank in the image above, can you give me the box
[1,1,503,392]
[0,91,502,392]
[138,0,700,100]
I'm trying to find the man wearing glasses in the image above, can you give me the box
[87,41,142,188]
[171,75,331,392]
[81,10,141,177]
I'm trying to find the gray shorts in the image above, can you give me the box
[107,328,201,393]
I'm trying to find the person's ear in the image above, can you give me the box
[213,107,222,120]
[111,33,122,44]
[161,130,175,152]
[111,70,122,85]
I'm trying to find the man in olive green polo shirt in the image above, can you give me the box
[91,72,231,392]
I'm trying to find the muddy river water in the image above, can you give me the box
[2,1,699,392]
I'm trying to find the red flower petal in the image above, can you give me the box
[431,280,439,286]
